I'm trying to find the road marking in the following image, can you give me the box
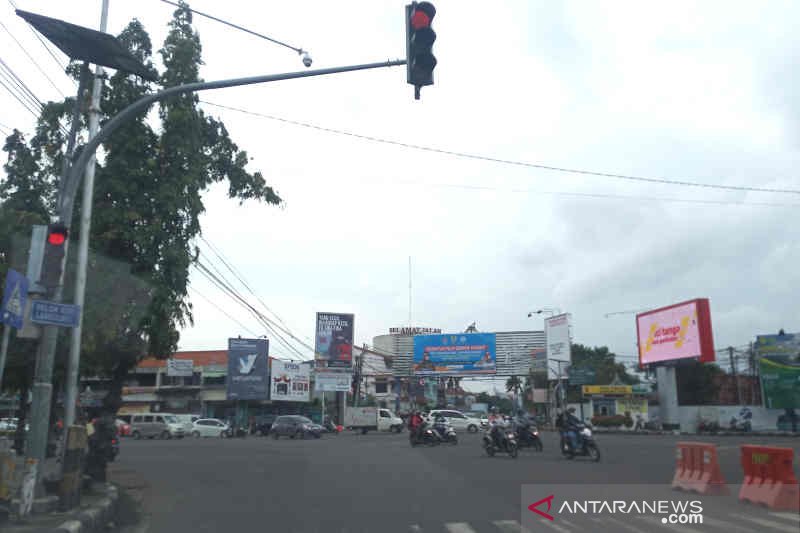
[445,522,478,533]
[634,515,704,533]
[558,518,576,528]
[409,525,422,532]
[730,513,800,533]
[770,512,800,524]
[532,519,571,533]
[492,520,529,533]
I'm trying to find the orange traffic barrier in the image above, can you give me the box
[739,445,800,511]
[672,442,728,495]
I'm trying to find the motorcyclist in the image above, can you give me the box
[563,407,582,452]
[433,413,448,439]
[488,407,506,447]
[408,411,424,442]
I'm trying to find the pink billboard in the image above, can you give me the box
[636,298,715,366]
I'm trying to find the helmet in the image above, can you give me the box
[567,407,576,414]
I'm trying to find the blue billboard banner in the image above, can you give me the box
[227,337,269,400]
[413,333,497,375]
[756,333,800,362]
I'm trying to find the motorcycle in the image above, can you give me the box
[729,416,752,433]
[483,427,518,458]
[410,423,439,447]
[560,425,600,462]
[433,421,458,445]
[697,419,719,433]
[515,425,543,451]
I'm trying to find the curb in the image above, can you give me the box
[591,429,800,437]
[53,483,118,533]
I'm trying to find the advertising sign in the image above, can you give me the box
[315,312,354,369]
[582,385,633,395]
[759,358,800,409]
[226,337,269,400]
[389,326,442,335]
[412,333,496,375]
[755,333,800,361]
[166,359,193,377]
[545,313,572,380]
[569,368,596,386]
[270,360,310,401]
[1,269,27,329]
[314,372,352,392]
[616,397,648,415]
[636,298,715,366]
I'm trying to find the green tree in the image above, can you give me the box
[676,361,723,405]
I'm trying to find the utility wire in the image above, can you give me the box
[0,19,65,98]
[7,0,70,75]
[187,283,261,338]
[0,73,40,118]
[159,0,306,55]
[200,100,800,196]
[0,55,43,109]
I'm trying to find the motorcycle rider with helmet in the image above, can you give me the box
[563,406,582,452]
[488,407,506,448]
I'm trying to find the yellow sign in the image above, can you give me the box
[582,385,633,395]
[616,398,648,415]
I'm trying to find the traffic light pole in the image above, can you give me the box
[26,59,405,493]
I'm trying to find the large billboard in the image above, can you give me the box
[314,372,352,392]
[636,298,715,366]
[759,358,800,409]
[755,333,800,362]
[315,312,354,370]
[226,338,269,400]
[270,360,310,402]
[545,313,572,380]
[412,332,496,375]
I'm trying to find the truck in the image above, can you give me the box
[343,407,404,434]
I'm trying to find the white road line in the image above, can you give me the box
[409,525,422,532]
[492,519,529,533]
[634,515,705,533]
[770,511,800,524]
[444,522,478,533]
[558,518,577,528]
[730,513,800,533]
[532,519,572,533]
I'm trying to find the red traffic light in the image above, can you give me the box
[47,224,68,246]
[411,11,430,30]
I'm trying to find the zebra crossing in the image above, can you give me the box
[407,510,800,532]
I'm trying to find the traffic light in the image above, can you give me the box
[406,2,436,100]
[40,223,68,290]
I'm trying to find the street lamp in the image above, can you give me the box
[527,307,561,318]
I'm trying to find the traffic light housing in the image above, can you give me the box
[406,2,436,100]
[40,223,68,290]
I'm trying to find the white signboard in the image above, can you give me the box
[314,372,352,392]
[167,358,193,377]
[545,313,572,380]
[271,360,310,401]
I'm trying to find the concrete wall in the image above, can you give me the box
[681,405,797,432]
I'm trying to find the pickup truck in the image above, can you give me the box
[344,407,404,434]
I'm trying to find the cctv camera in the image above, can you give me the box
[301,52,312,68]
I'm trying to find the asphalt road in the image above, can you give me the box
[111,430,800,533]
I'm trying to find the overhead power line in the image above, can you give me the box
[187,283,261,338]
[0,19,66,98]
[6,0,69,75]
[200,100,800,196]
[159,0,307,55]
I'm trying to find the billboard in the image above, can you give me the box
[315,312,354,369]
[759,358,800,409]
[270,360,310,402]
[166,359,193,377]
[636,298,715,366]
[412,332,496,375]
[314,372,352,392]
[226,338,269,400]
[755,333,800,362]
[545,313,572,380]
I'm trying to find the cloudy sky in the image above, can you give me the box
[2,1,799,372]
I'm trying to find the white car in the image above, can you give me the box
[191,418,230,438]
[425,410,482,433]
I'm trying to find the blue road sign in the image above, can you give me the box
[1,269,28,329]
[31,300,80,328]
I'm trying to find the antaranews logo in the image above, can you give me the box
[528,494,703,525]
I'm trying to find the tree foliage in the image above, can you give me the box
[676,361,723,405]
[0,2,281,412]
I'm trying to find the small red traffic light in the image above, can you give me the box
[411,11,430,30]
[47,225,68,246]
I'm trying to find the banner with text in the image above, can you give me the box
[545,313,572,380]
[315,312,354,370]
[314,372,352,392]
[226,338,269,400]
[270,360,310,402]
[413,333,496,375]
[166,359,193,377]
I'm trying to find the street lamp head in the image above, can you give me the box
[301,51,312,68]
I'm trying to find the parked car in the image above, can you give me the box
[270,415,322,439]
[130,413,185,439]
[191,418,230,438]
[425,410,482,433]
[173,414,197,435]
[252,415,276,436]
[115,418,132,437]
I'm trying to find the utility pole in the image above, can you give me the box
[353,351,364,407]
[64,0,109,428]
[25,65,90,493]
[728,346,742,405]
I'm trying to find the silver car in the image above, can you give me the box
[130,413,185,439]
